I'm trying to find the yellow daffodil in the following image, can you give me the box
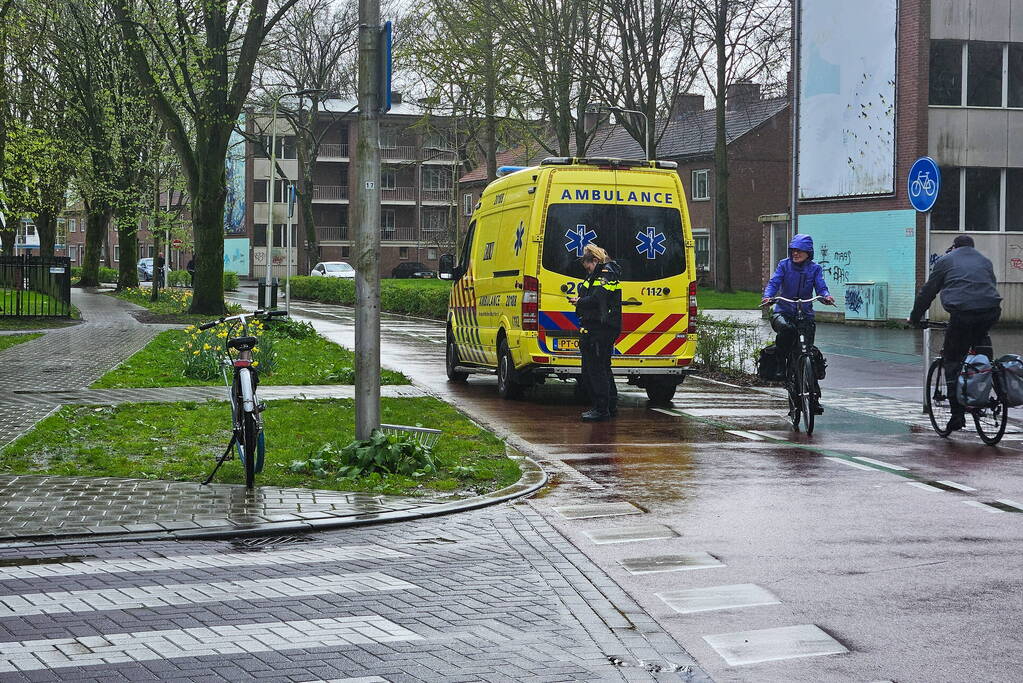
[193,350,200,355]
[203,344,211,350]
[178,347,185,352]
[252,361,259,367]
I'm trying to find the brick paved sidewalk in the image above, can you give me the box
[0,289,543,545]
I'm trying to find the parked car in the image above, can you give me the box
[391,262,436,279]
[310,261,356,278]
[137,257,154,281]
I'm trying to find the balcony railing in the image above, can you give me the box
[316,225,349,242]
[421,148,456,162]
[381,187,415,202]
[381,226,416,242]
[313,185,348,201]
[420,189,453,202]
[318,143,349,159]
[381,145,417,160]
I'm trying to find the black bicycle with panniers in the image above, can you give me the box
[760,296,830,434]
[921,321,1022,445]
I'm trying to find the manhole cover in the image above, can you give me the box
[232,535,312,550]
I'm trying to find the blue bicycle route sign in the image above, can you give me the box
[908,157,941,212]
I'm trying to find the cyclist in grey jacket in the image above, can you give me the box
[910,234,1002,431]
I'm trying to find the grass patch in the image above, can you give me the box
[1,288,71,316]
[111,287,243,324]
[0,398,520,497]
[92,328,408,388]
[0,316,79,330]
[0,332,42,352]
[696,288,763,310]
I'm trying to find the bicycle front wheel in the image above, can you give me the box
[973,392,1009,446]
[241,411,259,488]
[926,358,953,437]
[800,355,816,435]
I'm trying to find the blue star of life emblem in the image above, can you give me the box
[636,227,666,260]
[565,224,597,257]
[514,221,525,255]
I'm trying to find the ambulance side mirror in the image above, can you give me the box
[439,253,458,280]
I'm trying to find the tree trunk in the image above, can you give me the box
[80,205,111,287]
[36,210,56,257]
[713,0,732,293]
[189,167,227,315]
[0,230,14,257]
[116,217,139,291]
[297,139,318,272]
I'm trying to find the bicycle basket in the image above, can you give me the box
[379,423,442,449]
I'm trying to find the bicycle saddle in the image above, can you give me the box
[227,336,258,351]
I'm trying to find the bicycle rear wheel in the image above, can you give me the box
[926,358,953,437]
[973,392,1008,446]
[241,411,258,488]
[800,355,816,435]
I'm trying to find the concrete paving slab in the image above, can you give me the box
[619,552,724,574]
[703,624,849,666]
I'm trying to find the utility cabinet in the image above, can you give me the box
[844,282,888,322]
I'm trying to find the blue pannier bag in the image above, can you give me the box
[956,354,993,408]
[995,354,1023,407]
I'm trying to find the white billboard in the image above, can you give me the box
[798,0,898,199]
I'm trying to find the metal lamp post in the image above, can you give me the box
[266,89,327,288]
[586,103,651,161]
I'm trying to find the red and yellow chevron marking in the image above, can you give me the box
[611,312,691,357]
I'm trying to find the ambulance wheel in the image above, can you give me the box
[645,379,677,405]
[446,336,468,383]
[497,340,525,400]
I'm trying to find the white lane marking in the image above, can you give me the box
[936,480,976,492]
[745,430,788,441]
[583,524,678,545]
[907,482,944,493]
[851,456,909,471]
[657,584,779,614]
[725,430,765,440]
[0,616,420,673]
[554,502,642,519]
[703,624,849,666]
[995,499,1023,512]
[963,501,1005,514]
[0,573,415,617]
[0,545,406,581]
[652,407,684,418]
[680,408,782,418]
[319,679,389,683]
[825,457,876,471]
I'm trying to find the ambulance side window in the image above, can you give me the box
[458,221,476,275]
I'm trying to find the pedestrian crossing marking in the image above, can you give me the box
[0,545,406,581]
[0,572,416,617]
[0,616,421,673]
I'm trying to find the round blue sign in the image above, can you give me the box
[908,157,941,212]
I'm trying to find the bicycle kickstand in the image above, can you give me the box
[202,433,237,486]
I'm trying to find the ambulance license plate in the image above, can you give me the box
[553,337,579,352]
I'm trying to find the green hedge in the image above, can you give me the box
[223,271,239,291]
[288,276,450,319]
[160,269,237,291]
[71,266,118,283]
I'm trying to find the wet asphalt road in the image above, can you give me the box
[235,292,1023,682]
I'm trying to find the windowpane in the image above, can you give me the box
[967,43,1002,107]
[1009,45,1023,107]
[931,167,961,230]
[253,224,267,247]
[1005,169,1023,230]
[964,167,1000,231]
[930,41,963,105]
[254,180,268,203]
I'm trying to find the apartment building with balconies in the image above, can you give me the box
[242,96,462,280]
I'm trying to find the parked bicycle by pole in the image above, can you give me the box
[200,309,288,488]
[759,296,834,434]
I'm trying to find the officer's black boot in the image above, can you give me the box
[581,409,609,422]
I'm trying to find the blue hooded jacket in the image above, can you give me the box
[763,234,831,318]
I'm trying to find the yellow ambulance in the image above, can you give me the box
[441,157,697,403]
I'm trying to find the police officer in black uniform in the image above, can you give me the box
[571,243,622,422]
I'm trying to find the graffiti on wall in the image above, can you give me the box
[1010,242,1023,272]
[817,243,854,284]
[845,288,864,312]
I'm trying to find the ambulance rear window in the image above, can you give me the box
[541,203,686,281]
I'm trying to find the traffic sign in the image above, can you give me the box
[171,239,184,249]
[908,157,940,212]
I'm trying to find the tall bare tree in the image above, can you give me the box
[696,0,788,292]
[111,0,301,314]
[255,0,359,270]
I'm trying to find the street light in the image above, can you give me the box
[266,88,328,287]
[586,103,651,162]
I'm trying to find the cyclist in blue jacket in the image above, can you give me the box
[761,234,835,399]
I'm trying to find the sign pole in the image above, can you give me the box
[923,210,931,411]
[908,156,940,414]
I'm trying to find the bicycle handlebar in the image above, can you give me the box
[761,295,835,307]
[913,320,948,330]
[198,309,288,331]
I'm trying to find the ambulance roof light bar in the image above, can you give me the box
[496,166,528,177]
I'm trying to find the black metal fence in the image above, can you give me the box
[0,255,73,317]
